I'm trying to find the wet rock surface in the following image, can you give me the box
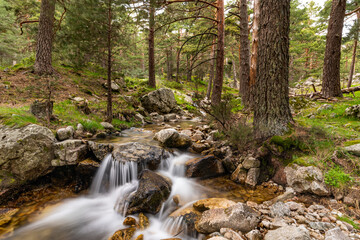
[112,142,170,172]
[125,170,172,215]
[154,128,192,148]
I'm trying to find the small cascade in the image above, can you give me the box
[90,154,138,194]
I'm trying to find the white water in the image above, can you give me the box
[7,152,207,240]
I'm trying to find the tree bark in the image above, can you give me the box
[34,0,56,75]
[322,0,346,98]
[249,0,260,106]
[239,0,250,107]
[211,0,225,105]
[206,37,216,99]
[148,0,156,88]
[348,11,360,88]
[253,0,293,139]
[166,47,173,81]
[232,58,238,89]
[106,0,113,123]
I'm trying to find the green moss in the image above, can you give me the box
[337,216,360,230]
[325,167,353,189]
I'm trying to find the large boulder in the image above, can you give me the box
[0,124,56,188]
[264,226,311,240]
[140,88,180,114]
[185,155,225,178]
[112,142,170,172]
[52,140,88,166]
[195,203,260,234]
[284,164,330,196]
[88,141,114,161]
[125,170,172,215]
[154,129,192,148]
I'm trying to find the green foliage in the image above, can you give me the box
[0,106,37,127]
[337,216,360,230]
[164,81,184,90]
[80,120,104,134]
[325,167,353,188]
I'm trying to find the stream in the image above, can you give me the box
[0,125,280,240]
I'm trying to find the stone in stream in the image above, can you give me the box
[264,226,311,240]
[0,124,56,189]
[195,203,260,234]
[154,128,192,148]
[185,155,225,178]
[125,170,172,215]
[52,139,88,166]
[108,227,136,240]
[112,142,170,172]
[88,141,114,161]
[193,198,236,212]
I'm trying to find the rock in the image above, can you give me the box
[101,122,115,132]
[191,143,209,154]
[169,206,201,235]
[138,213,149,230]
[88,141,114,161]
[345,105,360,118]
[134,113,145,125]
[123,217,136,226]
[30,100,53,119]
[125,170,171,215]
[95,132,107,139]
[180,129,192,137]
[52,140,88,166]
[112,142,170,172]
[185,155,225,178]
[154,129,192,148]
[308,222,335,231]
[208,237,228,240]
[141,88,180,114]
[318,104,333,112]
[245,168,260,187]
[193,198,236,212]
[191,130,204,142]
[164,113,177,122]
[246,230,262,240]
[231,165,247,184]
[264,226,311,240]
[149,112,165,123]
[242,157,260,169]
[270,202,291,218]
[195,203,260,234]
[325,227,350,240]
[284,164,330,196]
[72,98,91,115]
[103,80,120,92]
[108,227,136,240]
[344,144,360,157]
[285,201,302,211]
[77,123,84,133]
[220,228,246,240]
[56,126,74,141]
[0,124,56,188]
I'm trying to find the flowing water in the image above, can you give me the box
[1,125,280,240]
[4,151,207,240]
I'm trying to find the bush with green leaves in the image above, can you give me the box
[325,167,353,189]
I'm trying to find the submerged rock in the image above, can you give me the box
[126,170,172,215]
[185,155,225,178]
[154,129,192,148]
[112,142,170,172]
[141,88,181,114]
[195,203,260,234]
[0,124,56,188]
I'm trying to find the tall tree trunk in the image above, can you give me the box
[348,12,360,88]
[106,0,113,123]
[232,58,238,89]
[34,0,56,75]
[167,47,173,81]
[211,0,225,105]
[148,0,156,88]
[239,0,250,107]
[249,0,260,105]
[186,55,192,82]
[176,29,182,83]
[322,0,346,98]
[206,38,216,99]
[253,0,292,139]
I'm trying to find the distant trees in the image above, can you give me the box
[253,0,292,138]
[321,0,346,98]
[34,0,56,75]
